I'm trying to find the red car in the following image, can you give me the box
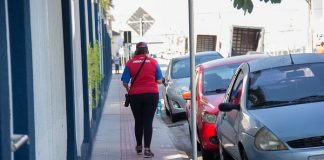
[182,54,267,159]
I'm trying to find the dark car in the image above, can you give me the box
[162,51,223,122]
[182,54,267,159]
[217,54,324,160]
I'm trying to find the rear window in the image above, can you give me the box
[248,63,324,109]
[203,63,240,95]
[171,54,222,79]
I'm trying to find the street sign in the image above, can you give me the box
[123,31,131,44]
[127,7,155,37]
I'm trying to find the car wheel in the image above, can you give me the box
[219,143,233,160]
[164,102,170,116]
[241,148,249,160]
[170,110,177,123]
[168,102,177,123]
[201,148,215,160]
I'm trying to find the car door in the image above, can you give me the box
[218,69,244,158]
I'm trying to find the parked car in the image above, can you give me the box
[217,54,324,160]
[246,51,264,55]
[162,51,223,122]
[181,54,267,159]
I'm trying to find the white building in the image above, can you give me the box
[111,0,323,58]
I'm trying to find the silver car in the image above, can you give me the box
[162,51,223,122]
[217,54,324,160]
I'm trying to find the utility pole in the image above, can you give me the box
[188,0,197,159]
[306,0,314,52]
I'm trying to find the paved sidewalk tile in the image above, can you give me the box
[91,75,188,160]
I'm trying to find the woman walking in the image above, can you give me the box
[121,42,163,158]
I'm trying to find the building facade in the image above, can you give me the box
[0,0,112,159]
[112,0,323,58]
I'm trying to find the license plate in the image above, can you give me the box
[309,155,324,160]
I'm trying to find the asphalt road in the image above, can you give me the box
[156,56,205,159]
[157,107,206,160]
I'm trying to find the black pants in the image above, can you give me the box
[130,93,158,148]
[115,64,119,73]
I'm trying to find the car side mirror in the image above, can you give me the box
[182,91,191,100]
[219,103,240,112]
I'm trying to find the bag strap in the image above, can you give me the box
[130,56,147,89]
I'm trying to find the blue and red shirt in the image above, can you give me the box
[121,54,163,95]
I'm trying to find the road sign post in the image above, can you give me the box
[127,7,155,37]
[188,0,197,159]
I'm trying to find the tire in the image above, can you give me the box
[168,101,177,123]
[201,148,215,160]
[241,148,249,160]
[165,104,170,116]
[170,111,177,123]
[164,97,170,116]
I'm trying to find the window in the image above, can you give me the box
[171,54,222,79]
[171,58,190,79]
[232,27,261,56]
[229,71,244,105]
[196,35,217,52]
[203,63,241,95]
[248,63,324,109]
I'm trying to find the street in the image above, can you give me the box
[156,55,205,159]
[156,100,207,160]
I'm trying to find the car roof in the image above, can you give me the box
[247,53,324,72]
[171,51,222,61]
[246,51,264,55]
[201,54,268,69]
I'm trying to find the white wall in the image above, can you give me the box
[71,0,85,157]
[30,0,67,159]
[195,0,309,56]
[112,34,123,56]
[312,0,324,45]
[112,0,310,56]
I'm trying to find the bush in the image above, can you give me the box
[88,41,102,108]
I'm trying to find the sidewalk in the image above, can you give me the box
[91,74,188,160]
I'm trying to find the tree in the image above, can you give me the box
[233,0,282,14]
[99,0,114,19]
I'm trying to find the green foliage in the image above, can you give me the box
[232,0,281,14]
[99,0,113,19]
[88,41,102,109]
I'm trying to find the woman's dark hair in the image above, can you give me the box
[135,48,149,55]
[135,42,149,55]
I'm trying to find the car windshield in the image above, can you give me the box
[248,63,324,109]
[203,63,240,95]
[171,54,222,79]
